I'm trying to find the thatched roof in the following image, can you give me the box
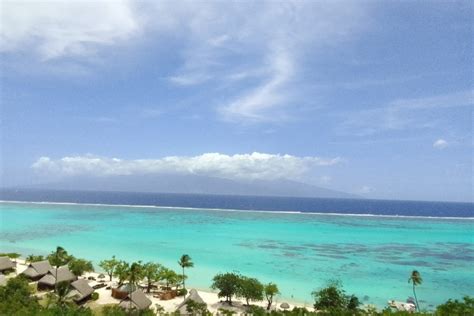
[22,260,52,278]
[67,279,94,302]
[176,289,206,315]
[0,257,15,271]
[119,289,152,311]
[38,266,76,286]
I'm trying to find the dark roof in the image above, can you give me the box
[67,279,94,302]
[38,266,76,286]
[119,289,152,310]
[176,289,206,315]
[0,257,15,271]
[22,260,52,278]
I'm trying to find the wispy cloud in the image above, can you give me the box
[32,152,342,181]
[339,90,473,136]
[1,1,139,60]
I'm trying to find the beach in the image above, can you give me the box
[1,201,473,309]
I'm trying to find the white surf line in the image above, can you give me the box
[0,200,473,220]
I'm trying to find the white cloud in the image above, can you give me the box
[358,185,374,194]
[32,152,342,181]
[319,176,332,184]
[1,0,138,59]
[433,139,448,149]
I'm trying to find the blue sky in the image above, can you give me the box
[1,1,472,202]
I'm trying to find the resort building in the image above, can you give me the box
[37,266,77,290]
[118,289,152,311]
[176,289,207,315]
[22,260,53,280]
[0,256,15,273]
[66,279,94,303]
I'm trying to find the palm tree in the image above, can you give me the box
[178,254,193,294]
[408,270,423,311]
[48,247,70,294]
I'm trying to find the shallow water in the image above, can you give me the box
[0,201,473,308]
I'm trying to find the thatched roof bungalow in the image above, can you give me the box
[0,257,15,273]
[38,266,77,290]
[22,260,52,280]
[66,279,94,303]
[175,289,207,315]
[119,289,152,311]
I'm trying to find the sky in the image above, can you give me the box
[0,0,472,202]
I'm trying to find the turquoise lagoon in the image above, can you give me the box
[0,201,473,309]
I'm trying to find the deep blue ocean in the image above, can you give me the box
[0,188,472,217]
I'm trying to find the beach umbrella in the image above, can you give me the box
[280,302,290,310]
[98,273,106,279]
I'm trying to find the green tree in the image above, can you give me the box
[237,276,263,306]
[264,282,280,310]
[0,276,41,315]
[142,262,162,293]
[48,246,72,293]
[26,254,45,264]
[435,296,474,316]
[113,261,130,286]
[408,270,423,312]
[99,256,119,281]
[186,299,210,315]
[68,258,94,276]
[211,272,241,305]
[312,281,352,312]
[178,254,194,292]
[128,261,143,287]
[160,267,179,289]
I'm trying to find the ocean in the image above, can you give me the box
[0,189,473,309]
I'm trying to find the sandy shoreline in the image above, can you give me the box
[9,258,309,314]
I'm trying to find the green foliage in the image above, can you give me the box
[91,292,99,301]
[0,252,21,260]
[185,299,210,315]
[68,258,94,276]
[435,296,474,316]
[312,281,360,314]
[408,270,423,312]
[48,246,73,267]
[177,288,188,296]
[237,276,264,305]
[178,254,194,290]
[0,275,41,315]
[247,305,267,316]
[211,272,241,304]
[264,282,280,310]
[160,267,180,288]
[142,262,162,293]
[217,308,237,316]
[99,256,119,282]
[113,261,130,285]
[26,254,46,263]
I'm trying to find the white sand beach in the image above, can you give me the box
[9,258,307,314]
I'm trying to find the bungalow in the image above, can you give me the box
[38,266,77,290]
[66,279,94,303]
[22,260,52,280]
[0,257,15,274]
[119,289,152,311]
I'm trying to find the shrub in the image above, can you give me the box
[435,296,474,316]
[177,288,188,296]
[91,292,99,301]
